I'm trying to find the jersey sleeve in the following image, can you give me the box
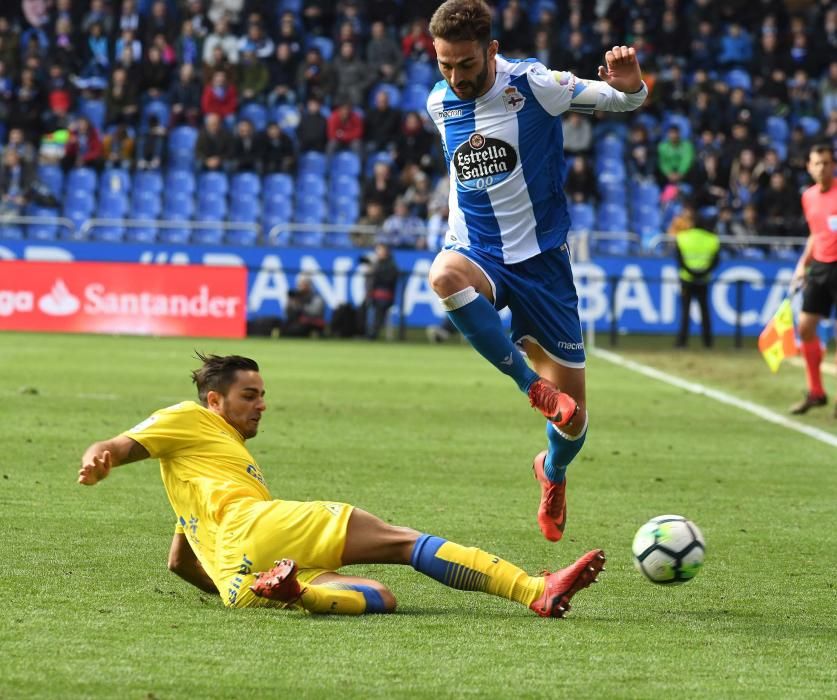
[526,63,648,116]
[121,402,200,459]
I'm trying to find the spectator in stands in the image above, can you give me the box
[203,16,238,66]
[44,63,73,124]
[238,48,269,105]
[10,68,45,143]
[144,1,175,46]
[296,47,334,103]
[730,203,761,244]
[758,170,803,238]
[333,41,372,108]
[692,152,728,211]
[0,18,19,79]
[728,168,757,213]
[135,114,167,170]
[362,242,400,340]
[656,64,690,114]
[554,30,596,78]
[381,197,426,249]
[394,111,434,175]
[238,18,274,61]
[201,69,237,119]
[688,20,717,72]
[788,69,819,119]
[267,42,298,106]
[532,29,552,68]
[401,169,431,219]
[62,117,103,171]
[326,101,364,157]
[296,95,328,152]
[0,60,11,126]
[753,148,783,189]
[365,88,401,154]
[426,201,450,252]
[655,9,687,62]
[281,275,326,338]
[564,156,597,204]
[231,119,262,173]
[352,200,387,248]
[820,61,837,118]
[562,112,592,157]
[5,128,37,169]
[195,112,233,171]
[104,66,139,128]
[276,12,303,59]
[169,62,202,127]
[116,0,141,37]
[657,124,694,186]
[201,45,235,86]
[102,123,135,170]
[51,16,78,74]
[0,149,34,215]
[626,124,656,183]
[718,22,753,70]
[261,122,296,175]
[82,0,113,36]
[402,19,435,63]
[366,20,402,84]
[498,0,532,58]
[141,45,172,100]
[302,0,335,36]
[363,160,400,216]
[115,29,142,64]
[175,20,203,68]
[115,42,141,88]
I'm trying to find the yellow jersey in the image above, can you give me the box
[122,401,271,581]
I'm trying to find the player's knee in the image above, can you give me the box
[428,261,469,298]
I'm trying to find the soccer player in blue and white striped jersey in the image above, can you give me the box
[425,0,647,543]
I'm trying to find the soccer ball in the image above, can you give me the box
[631,514,705,585]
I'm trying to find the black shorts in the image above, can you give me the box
[802,260,837,317]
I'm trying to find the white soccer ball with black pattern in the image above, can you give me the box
[632,514,705,584]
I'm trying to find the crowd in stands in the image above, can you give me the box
[0,0,835,256]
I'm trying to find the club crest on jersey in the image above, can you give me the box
[502,86,525,112]
[453,133,517,191]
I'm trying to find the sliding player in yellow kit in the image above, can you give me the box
[78,353,605,617]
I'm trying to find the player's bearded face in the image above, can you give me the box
[435,39,495,100]
[450,50,489,99]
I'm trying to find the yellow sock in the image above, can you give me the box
[419,540,545,607]
[297,583,369,615]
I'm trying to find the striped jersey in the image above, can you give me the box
[427,56,647,264]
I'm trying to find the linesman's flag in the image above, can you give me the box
[758,299,798,372]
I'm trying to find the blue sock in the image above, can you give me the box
[442,287,538,393]
[410,534,450,584]
[342,584,388,613]
[544,416,588,483]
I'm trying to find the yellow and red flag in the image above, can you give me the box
[758,299,798,372]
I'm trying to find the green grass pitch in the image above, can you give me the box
[0,332,835,699]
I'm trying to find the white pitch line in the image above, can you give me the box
[592,347,837,449]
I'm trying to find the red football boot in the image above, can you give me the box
[532,450,567,542]
[530,549,606,618]
[250,559,305,606]
[528,378,578,427]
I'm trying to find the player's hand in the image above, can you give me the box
[78,450,112,485]
[597,46,643,94]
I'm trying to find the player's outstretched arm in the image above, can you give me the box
[168,533,219,594]
[596,45,643,94]
[78,435,149,485]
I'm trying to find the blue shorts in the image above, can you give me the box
[448,244,585,367]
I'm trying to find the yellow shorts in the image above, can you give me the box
[216,498,354,608]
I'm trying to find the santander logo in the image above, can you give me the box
[38,279,81,316]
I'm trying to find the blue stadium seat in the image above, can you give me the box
[277,0,302,12]
[661,113,691,140]
[596,157,626,181]
[157,226,192,244]
[724,68,752,92]
[264,193,293,219]
[239,102,268,132]
[123,225,158,243]
[632,181,660,208]
[291,227,324,247]
[307,36,334,61]
[766,115,789,144]
[594,235,633,256]
[298,151,328,178]
[230,195,261,222]
[0,223,24,239]
[131,190,162,218]
[569,203,595,232]
[226,227,260,246]
[365,150,395,178]
[192,227,225,246]
[198,171,229,196]
[264,173,293,198]
[163,191,195,220]
[97,191,128,217]
[595,134,625,160]
[770,141,788,162]
[295,173,327,199]
[196,194,227,220]
[78,98,106,130]
[99,168,131,195]
[66,168,98,195]
[165,169,196,195]
[598,182,627,205]
[134,170,163,194]
[273,105,301,138]
[26,205,61,240]
[370,83,401,109]
[37,165,63,197]
[329,174,360,198]
[231,171,261,197]
[405,61,437,88]
[325,230,353,247]
[142,99,170,129]
[632,112,659,141]
[797,116,821,137]
[330,197,359,225]
[167,127,198,169]
[597,203,628,232]
[332,151,361,178]
[295,196,326,221]
[90,225,125,243]
[401,84,429,112]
